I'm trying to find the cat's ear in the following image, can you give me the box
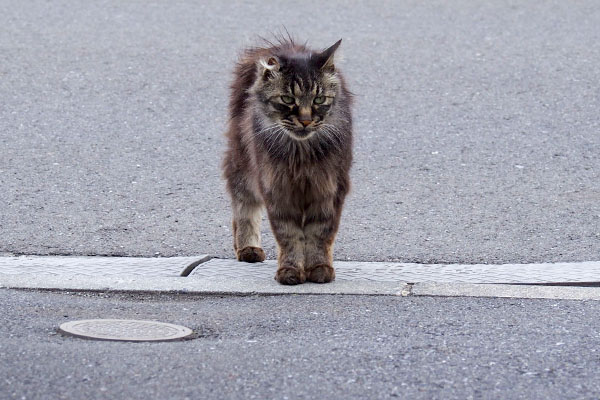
[258,56,280,80]
[315,39,342,72]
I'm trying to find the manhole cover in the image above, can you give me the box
[58,319,193,342]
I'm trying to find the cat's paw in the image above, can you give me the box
[275,266,306,285]
[237,246,266,263]
[305,264,335,283]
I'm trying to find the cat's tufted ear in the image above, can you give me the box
[258,56,280,80]
[314,39,342,72]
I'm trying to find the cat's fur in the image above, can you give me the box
[222,37,353,285]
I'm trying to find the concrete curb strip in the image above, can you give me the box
[412,283,600,301]
[0,273,408,296]
[1,273,599,300]
[0,256,599,300]
[0,255,208,277]
[193,258,600,284]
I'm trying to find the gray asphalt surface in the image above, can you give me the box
[1,289,599,400]
[1,0,599,263]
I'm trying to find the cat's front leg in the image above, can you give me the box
[267,208,306,285]
[303,199,342,283]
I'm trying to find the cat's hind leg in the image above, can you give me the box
[224,145,265,263]
[231,195,265,263]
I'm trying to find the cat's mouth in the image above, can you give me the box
[287,128,315,141]
[279,123,316,141]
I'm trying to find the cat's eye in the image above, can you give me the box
[313,96,326,105]
[281,95,295,105]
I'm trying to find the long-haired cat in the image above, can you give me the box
[222,37,353,285]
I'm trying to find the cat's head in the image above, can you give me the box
[251,39,343,141]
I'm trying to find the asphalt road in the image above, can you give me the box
[1,0,599,263]
[1,289,599,400]
[2,3,600,398]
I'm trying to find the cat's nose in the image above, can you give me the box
[298,106,312,127]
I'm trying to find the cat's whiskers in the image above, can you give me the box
[319,124,344,145]
[255,124,283,144]
[242,123,279,146]
[266,126,286,155]
[255,123,291,158]
[256,123,280,136]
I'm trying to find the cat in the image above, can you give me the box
[222,37,353,285]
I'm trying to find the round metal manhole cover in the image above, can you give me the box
[59,319,193,342]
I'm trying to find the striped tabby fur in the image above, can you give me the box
[222,37,353,285]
